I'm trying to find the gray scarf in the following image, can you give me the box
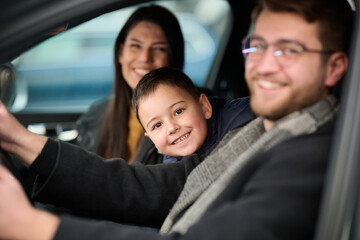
[160,95,338,234]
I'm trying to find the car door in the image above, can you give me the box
[314,0,360,239]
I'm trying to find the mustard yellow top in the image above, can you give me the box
[127,107,143,160]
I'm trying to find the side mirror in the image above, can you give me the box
[0,63,16,107]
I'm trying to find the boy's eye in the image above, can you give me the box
[175,108,184,115]
[152,122,162,130]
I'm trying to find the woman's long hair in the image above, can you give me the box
[95,4,184,161]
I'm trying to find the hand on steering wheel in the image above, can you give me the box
[0,147,34,205]
[0,148,21,179]
[0,163,40,239]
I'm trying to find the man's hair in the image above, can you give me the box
[132,67,201,122]
[251,0,354,56]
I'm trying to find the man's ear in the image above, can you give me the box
[325,51,348,87]
[199,93,212,119]
[144,132,149,138]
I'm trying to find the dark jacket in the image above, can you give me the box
[163,96,255,163]
[29,121,334,240]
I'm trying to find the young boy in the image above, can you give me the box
[132,67,255,163]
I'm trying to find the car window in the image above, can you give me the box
[10,0,232,115]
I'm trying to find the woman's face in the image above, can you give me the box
[119,21,170,90]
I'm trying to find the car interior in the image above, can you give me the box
[1,0,256,142]
[0,0,360,239]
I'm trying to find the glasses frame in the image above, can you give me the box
[241,35,336,66]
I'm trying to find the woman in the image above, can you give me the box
[75,4,184,164]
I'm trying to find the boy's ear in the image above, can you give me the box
[199,93,212,119]
[325,51,348,87]
[144,132,149,138]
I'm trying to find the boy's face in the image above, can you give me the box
[138,84,212,157]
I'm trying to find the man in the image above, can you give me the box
[0,0,353,239]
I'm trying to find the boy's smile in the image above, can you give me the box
[171,132,190,145]
[138,83,212,157]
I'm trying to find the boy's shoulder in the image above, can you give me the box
[207,96,251,115]
[223,96,251,110]
[208,95,255,137]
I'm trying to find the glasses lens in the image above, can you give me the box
[242,36,266,62]
[242,36,304,67]
[274,41,303,67]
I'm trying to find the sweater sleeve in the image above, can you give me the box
[29,138,58,180]
[28,138,200,228]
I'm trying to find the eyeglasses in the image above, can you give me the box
[241,35,336,67]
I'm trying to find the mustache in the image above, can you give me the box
[246,71,285,84]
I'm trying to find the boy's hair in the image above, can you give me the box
[132,67,200,123]
[251,0,354,58]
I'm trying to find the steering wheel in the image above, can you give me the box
[0,65,34,204]
[0,147,34,205]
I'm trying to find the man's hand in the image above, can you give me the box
[0,165,60,239]
[0,101,48,166]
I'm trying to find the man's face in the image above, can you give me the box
[138,84,212,157]
[245,10,331,128]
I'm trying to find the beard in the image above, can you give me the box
[246,70,328,122]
